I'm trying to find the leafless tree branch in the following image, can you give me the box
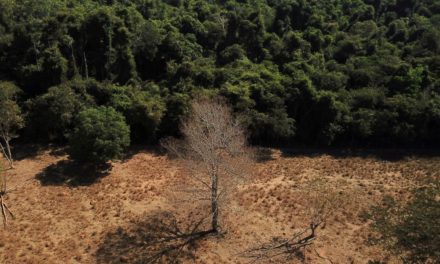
[161,96,254,233]
[0,167,15,228]
[241,219,324,264]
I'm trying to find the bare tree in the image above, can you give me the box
[162,96,253,233]
[0,82,24,169]
[242,178,342,263]
[242,220,324,264]
[241,200,332,264]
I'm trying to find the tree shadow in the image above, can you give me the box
[13,144,46,161]
[96,211,215,264]
[254,147,275,163]
[35,160,111,187]
[12,143,68,161]
[280,147,440,162]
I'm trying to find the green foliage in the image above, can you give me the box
[219,60,295,143]
[0,81,24,139]
[68,106,130,164]
[26,83,88,141]
[366,182,440,263]
[0,0,439,147]
[107,83,165,143]
[220,44,246,64]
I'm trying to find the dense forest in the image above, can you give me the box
[1,0,439,149]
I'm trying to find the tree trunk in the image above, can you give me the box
[71,43,79,77]
[4,139,13,169]
[211,168,219,232]
[0,142,7,162]
[0,139,12,169]
[32,40,38,63]
[83,52,89,79]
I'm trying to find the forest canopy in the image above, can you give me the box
[0,0,439,147]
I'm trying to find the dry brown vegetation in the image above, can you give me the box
[0,147,439,263]
[162,96,253,235]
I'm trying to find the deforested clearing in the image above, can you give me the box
[1,147,438,263]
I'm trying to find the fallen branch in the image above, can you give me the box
[0,192,14,228]
[0,166,15,228]
[241,220,323,263]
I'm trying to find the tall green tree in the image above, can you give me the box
[0,82,24,168]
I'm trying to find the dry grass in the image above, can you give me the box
[0,147,438,263]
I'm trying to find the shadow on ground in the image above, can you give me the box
[36,160,111,186]
[13,144,52,161]
[254,147,275,163]
[280,148,440,162]
[96,211,214,264]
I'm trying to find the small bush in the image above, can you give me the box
[68,106,130,164]
[366,181,440,263]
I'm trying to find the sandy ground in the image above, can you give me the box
[0,147,438,264]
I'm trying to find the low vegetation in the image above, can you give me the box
[366,181,440,264]
[2,143,439,263]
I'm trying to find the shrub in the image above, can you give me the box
[366,182,440,263]
[68,106,130,164]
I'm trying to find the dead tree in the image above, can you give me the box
[242,179,341,263]
[242,220,324,263]
[162,96,253,233]
[0,82,24,169]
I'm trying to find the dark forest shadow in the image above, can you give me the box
[96,211,215,264]
[280,147,440,162]
[13,144,47,161]
[13,143,67,161]
[36,160,111,187]
[13,143,162,164]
